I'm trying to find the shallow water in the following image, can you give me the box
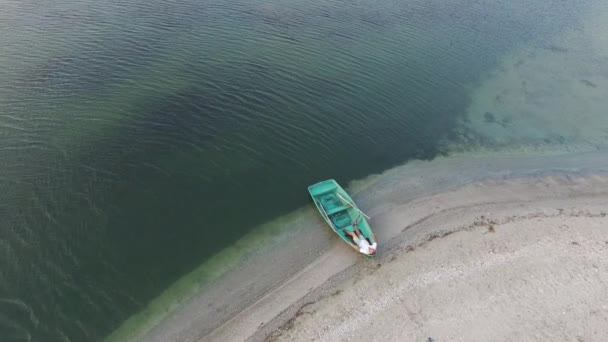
[0,0,606,340]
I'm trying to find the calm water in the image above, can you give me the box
[0,0,594,340]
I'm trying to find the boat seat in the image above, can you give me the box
[320,194,348,214]
[330,211,352,229]
[326,205,348,215]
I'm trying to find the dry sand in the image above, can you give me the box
[203,151,608,342]
[268,193,608,342]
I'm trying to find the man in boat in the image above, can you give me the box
[344,222,377,255]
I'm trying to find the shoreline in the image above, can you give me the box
[128,149,608,342]
[220,163,608,341]
[105,4,608,340]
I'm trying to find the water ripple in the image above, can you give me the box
[0,0,592,340]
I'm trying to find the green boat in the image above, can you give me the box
[308,179,377,256]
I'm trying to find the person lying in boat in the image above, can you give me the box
[344,222,377,255]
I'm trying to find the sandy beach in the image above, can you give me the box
[161,149,608,342]
[113,151,608,342]
[264,183,608,342]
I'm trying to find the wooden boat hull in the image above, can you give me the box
[308,179,377,256]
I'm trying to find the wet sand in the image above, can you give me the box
[200,150,608,342]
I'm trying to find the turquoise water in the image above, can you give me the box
[0,0,605,340]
